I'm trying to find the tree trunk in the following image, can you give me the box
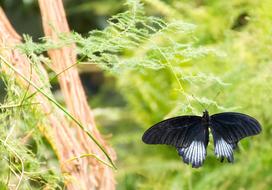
[0,1,115,189]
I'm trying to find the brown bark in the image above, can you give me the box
[0,1,115,189]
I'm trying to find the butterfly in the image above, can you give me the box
[142,110,262,168]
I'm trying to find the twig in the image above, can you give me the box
[0,102,40,109]
[65,153,114,169]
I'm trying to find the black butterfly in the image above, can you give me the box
[142,110,261,168]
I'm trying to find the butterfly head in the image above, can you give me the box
[202,110,209,120]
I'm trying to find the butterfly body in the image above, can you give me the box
[201,110,210,125]
[142,110,261,168]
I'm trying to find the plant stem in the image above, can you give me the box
[65,153,114,169]
[0,55,116,169]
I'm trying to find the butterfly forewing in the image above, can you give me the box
[142,116,202,148]
[210,112,262,144]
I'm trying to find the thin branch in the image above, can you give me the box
[65,153,114,169]
[23,55,86,103]
[19,55,33,106]
[0,102,40,109]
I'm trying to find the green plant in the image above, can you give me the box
[2,0,271,189]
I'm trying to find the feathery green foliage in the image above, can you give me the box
[1,0,271,189]
[0,73,63,189]
[2,0,216,188]
[100,0,272,189]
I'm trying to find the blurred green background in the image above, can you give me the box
[1,0,272,189]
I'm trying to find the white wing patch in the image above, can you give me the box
[178,141,206,168]
[214,138,234,162]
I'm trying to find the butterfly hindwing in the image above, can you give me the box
[177,128,209,168]
[210,112,261,144]
[211,128,236,163]
[142,116,202,148]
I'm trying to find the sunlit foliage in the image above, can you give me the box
[1,0,271,189]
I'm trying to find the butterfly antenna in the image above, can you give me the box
[206,91,221,110]
[191,94,206,110]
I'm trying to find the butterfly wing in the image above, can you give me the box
[177,126,209,168]
[211,112,262,143]
[210,112,262,162]
[210,128,237,162]
[142,116,202,148]
[142,116,209,168]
